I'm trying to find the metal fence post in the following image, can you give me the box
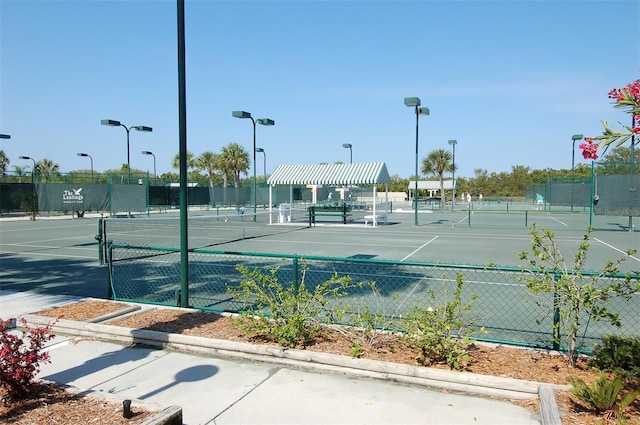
[292,257,299,291]
[106,241,113,300]
[552,272,561,351]
[96,218,104,265]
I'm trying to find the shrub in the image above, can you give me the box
[403,273,484,370]
[568,372,625,413]
[0,318,57,404]
[229,262,361,348]
[568,372,640,422]
[334,282,407,358]
[590,335,640,381]
[518,225,638,367]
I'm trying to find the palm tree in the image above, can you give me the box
[196,151,220,188]
[421,149,454,209]
[172,151,197,173]
[215,153,232,190]
[219,143,249,207]
[12,165,26,183]
[36,158,60,182]
[220,143,249,189]
[0,150,9,174]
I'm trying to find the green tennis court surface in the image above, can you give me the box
[100,206,638,272]
[2,206,638,351]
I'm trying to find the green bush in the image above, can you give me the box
[403,273,484,370]
[590,335,640,381]
[568,372,625,413]
[229,261,361,348]
[334,282,407,358]
[517,225,638,367]
[568,372,640,422]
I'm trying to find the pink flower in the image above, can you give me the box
[608,88,622,100]
[579,141,599,160]
[628,81,640,100]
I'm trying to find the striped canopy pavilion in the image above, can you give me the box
[267,162,391,225]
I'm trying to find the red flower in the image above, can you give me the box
[579,142,599,160]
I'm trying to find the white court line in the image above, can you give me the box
[593,238,640,263]
[401,236,439,261]
[0,243,95,251]
[0,250,97,260]
[548,216,569,227]
[0,223,95,233]
[7,235,96,245]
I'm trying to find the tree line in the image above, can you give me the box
[0,144,637,199]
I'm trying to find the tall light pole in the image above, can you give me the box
[101,119,153,183]
[141,150,157,178]
[342,143,352,164]
[448,139,457,210]
[19,155,37,220]
[232,111,275,218]
[404,97,430,226]
[255,147,266,182]
[571,133,583,213]
[77,152,94,182]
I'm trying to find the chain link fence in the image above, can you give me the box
[107,244,640,354]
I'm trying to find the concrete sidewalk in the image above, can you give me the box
[1,290,543,425]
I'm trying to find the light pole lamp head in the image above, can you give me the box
[141,150,154,156]
[0,134,10,139]
[572,134,584,141]
[19,155,32,160]
[256,118,275,126]
[418,106,430,116]
[133,126,153,132]
[448,139,457,146]
[77,152,89,157]
[342,143,352,149]
[255,147,264,153]
[232,110,252,119]
[404,97,421,107]
[101,119,121,127]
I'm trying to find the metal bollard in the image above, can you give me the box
[123,399,132,418]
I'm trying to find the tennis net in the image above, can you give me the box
[102,208,310,249]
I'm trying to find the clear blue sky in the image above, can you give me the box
[1,0,639,180]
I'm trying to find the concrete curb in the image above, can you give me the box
[140,406,182,425]
[23,313,565,424]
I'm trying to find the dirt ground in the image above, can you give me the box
[3,299,639,425]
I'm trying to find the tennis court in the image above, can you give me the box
[97,203,637,350]
[100,202,639,272]
[1,203,638,351]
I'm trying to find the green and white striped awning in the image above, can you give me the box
[268,162,391,186]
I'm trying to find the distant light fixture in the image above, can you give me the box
[77,152,94,181]
[404,97,429,226]
[232,110,275,218]
[342,143,353,164]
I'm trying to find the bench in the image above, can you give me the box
[308,205,352,225]
[364,214,387,226]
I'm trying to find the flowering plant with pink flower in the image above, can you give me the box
[583,78,640,160]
